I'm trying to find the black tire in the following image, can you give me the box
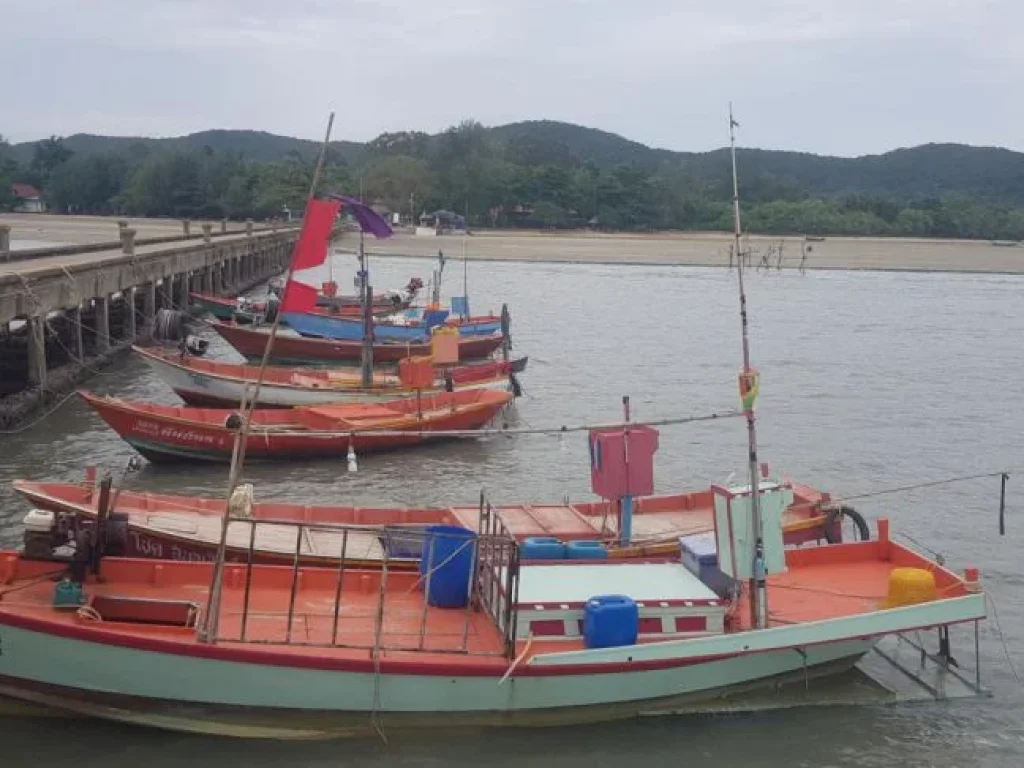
[824,505,869,544]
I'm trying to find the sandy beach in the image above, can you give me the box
[348,230,1024,274]
[4,214,1024,273]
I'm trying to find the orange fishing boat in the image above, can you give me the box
[133,345,523,408]
[12,469,865,568]
[0,514,986,739]
[78,387,513,464]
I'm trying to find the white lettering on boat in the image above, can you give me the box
[129,531,212,562]
[131,419,217,446]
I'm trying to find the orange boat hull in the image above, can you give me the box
[79,389,512,463]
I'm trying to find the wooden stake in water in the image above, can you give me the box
[729,104,768,631]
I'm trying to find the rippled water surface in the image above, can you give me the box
[1,254,1022,767]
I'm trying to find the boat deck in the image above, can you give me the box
[0,533,979,672]
[14,480,834,565]
[144,513,392,562]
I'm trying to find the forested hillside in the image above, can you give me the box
[4,119,1024,239]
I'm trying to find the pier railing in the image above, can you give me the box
[210,515,520,659]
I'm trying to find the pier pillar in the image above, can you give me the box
[271,219,279,233]
[202,223,213,244]
[26,314,48,389]
[94,295,110,352]
[245,218,253,236]
[202,267,213,293]
[177,273,190,311]
[69,305,84,361]
[0,224,10,259]
[221,219,228,234]
[142,282,156,332]
[124,287,136,341]
[120,227,137,257]
[212,264,223,295]
[182,220,191,238]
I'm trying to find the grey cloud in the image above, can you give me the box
[2,0,1020,155]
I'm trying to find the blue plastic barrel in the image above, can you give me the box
[520,537,566,560]
[565,540,608,560]
[420,525,477,608]
[583,595,639,648]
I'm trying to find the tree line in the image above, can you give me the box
[4,122,1024,241]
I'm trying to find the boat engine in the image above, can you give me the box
[181,335,209,357]
[21,509,74,560]
[21,508,130,562]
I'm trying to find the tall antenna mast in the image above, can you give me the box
[463,199,469,306]
[729,103,768,630]
[200,111,335,643]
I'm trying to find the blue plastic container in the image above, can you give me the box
[583,594,639,649]
[419,525,477,608]
[565,540,608,560]
[520,537,567,560]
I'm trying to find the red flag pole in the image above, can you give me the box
[200,111,335,643]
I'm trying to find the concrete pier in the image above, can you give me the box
[0,226,298,428]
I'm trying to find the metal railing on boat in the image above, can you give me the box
[209,504,521,660]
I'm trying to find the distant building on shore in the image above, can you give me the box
[11,183,46,213]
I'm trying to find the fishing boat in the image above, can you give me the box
[315,277,424,312]
[0,507,986,738]
[78,387,514,464]
[11,469,864,568]
[282,308,503,343]
[132,345,524,408]
[190,292,256,321]
[210,321,507,365]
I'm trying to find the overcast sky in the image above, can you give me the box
[3,0,1020,156]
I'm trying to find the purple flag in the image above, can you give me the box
[329,193,394,239]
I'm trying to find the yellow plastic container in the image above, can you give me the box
[884,567,937,608]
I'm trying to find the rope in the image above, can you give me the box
[407,537,475,594]
[499,636,533,685]
[0,389,81,434]
[234,409,742,440]
[76,605,103,622]
[0,568,66,600]
[986,593,1024,688]
[575,470,1017,552]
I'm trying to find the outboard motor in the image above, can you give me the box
[21,509,67,560]
[183,335,209,357]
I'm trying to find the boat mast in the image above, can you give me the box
[358,172,367,306]
[462,199,469,311]
[729,104,768,630]
[199,112,335,643]
[359,174,373,387]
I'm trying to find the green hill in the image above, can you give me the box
[10,122,1024,204]
[6,120,1024,238]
